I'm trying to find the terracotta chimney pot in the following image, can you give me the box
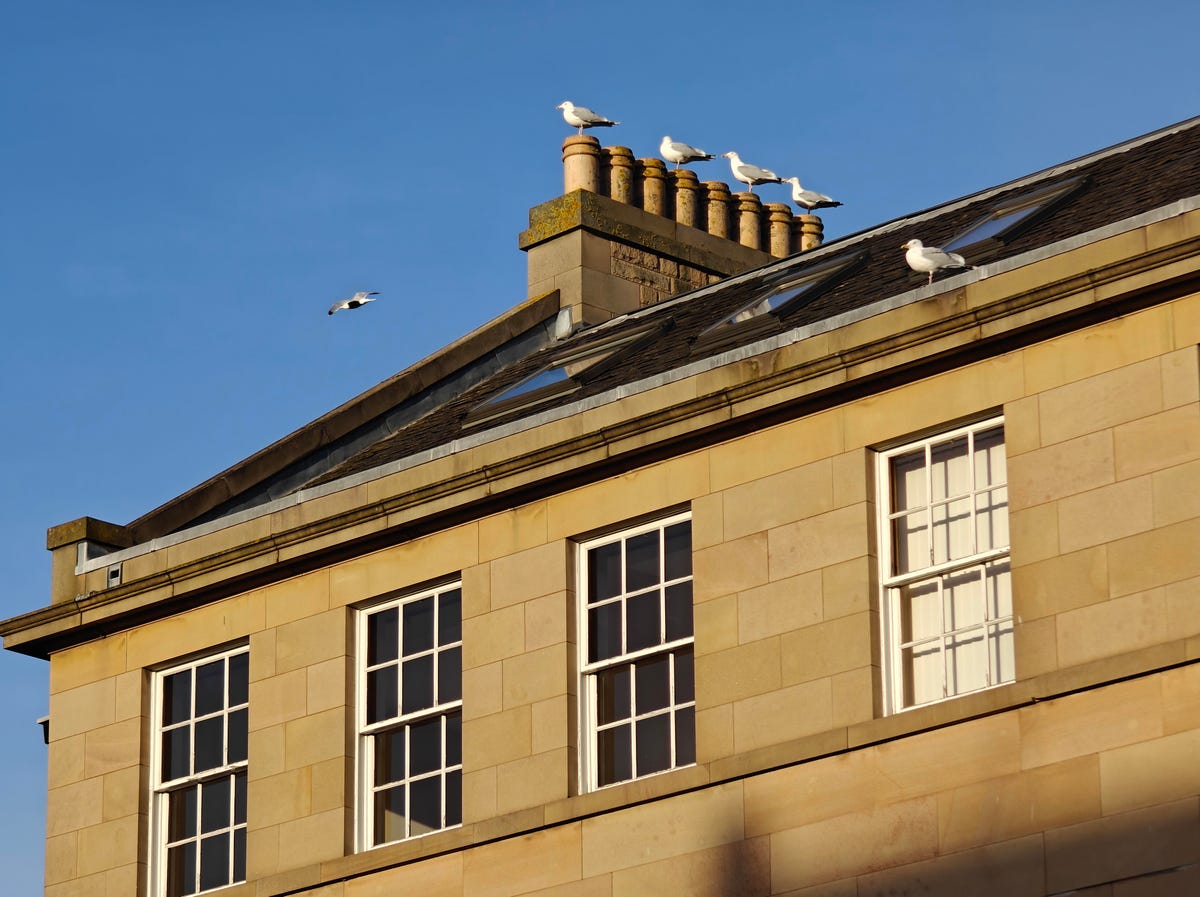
[604,146,635,204]
[562,135,602,194]
[671,170,701,229]
[735,192,764,251]
[766,203,793,258]
[639,158,669,217]
[704,182,732,238]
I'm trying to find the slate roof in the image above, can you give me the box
[300,117,1200,490]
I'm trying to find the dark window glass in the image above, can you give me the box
[675,707,696,766]
[625,531,660,592]
[664,521,692,580]
[163,671,191,726]
[445,770,462,827]
[596,723,631,787]
[233,828,246,883]
[626,589,661,652]
[234,772,246,825]
[368,608,399,666]
[374,786,404,845]
[635,714,671,776]
[401,655,434,714]
[163,726,191,781]
[587,543,622,603]
[674,649,695,704]
[595,665,631,725]
[228,653,249,706]
[167,842,197,897]
[409,717,442,776]
[367,667,398,724]
[403,597,435,655]
[588,603,622,663]
[194,660,225,718]
[193,717,223,773]
[635,655,671,714]
[200,777,230,833]
[438,589,462,646]
[438,646,462,704]
[665,582,693,641]
[168,786,198,841]
[227,709,247,764]
[446,711,462,767]
[375,730,405,787]
[198,832,229,891]
[409,775,442,835]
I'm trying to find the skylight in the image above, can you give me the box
[943,177,1086,253]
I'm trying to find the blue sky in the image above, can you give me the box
[1,1,1197,890]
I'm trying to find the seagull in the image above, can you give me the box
[328,291,379,315]
[902,240,974,285]
[782,177,842,213]
[556,101,619,135]
[660,136,715,169]
[722,151,782,193]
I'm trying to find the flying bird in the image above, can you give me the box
[722,151,782,193]
[660,136,715,169]
[328,291,380,315]
[902,240,974,285]
[556,101,619,135]
[782,177,842,213]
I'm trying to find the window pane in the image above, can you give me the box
[374,729,405,787]
[410,717,441,776]
[227,709,248,764]
[234,772,246,825]
[899,580,941,645]
[194,717,224,773]
[446,711,462,767]
[233,828,246,883]
[902,641,942,707]
[401,655,434,714]
[674,649,694,704]
[162,726,191,781]
[944,569,984,632]
[367,667,398,724]
[374,786,405,845]
[167,841,197,897]
[991,619,1015,686]
[588,603,622,663]
[635,713,671,777]
[228,652,249,707]
[635,655,670,714]
[626,531,660,592]
[163,671,192,726]
[986,560,1013,619]
[663,521,692,580]
[368,607,399,666]
[168,785,198,841]
[409,776,442,836]
[665,582,693,641]
[931,498,973,564]
[438,589,462,646]
[890,449,926,511]
[403,597,435,655]
[596,665,631,725]
[438,646,462,704]
[587,543,622,603]
[675,707,696,766]
[892,511,928,575]
[974,426,1006,487]
[946,628,988,695]
[596,724,631,787]
[200,777,231,833]
[199,832,229,891]
[194,660,225,718]
[626,589,661,653]
[976,486,1009,551]
[930,436,970,501]
[445,770,462,827]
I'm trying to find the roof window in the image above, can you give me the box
[943,177,1087,254]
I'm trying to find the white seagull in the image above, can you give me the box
[556,101,619,135]
[902,240,973,285]
[782,177,842,213]
[660,136,715,169]
[328,291,380,315]
[722,151,782,193]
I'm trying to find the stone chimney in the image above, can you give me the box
[520,136,826,326]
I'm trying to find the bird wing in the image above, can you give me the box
[740,162,778,180]
[328,299,347,314]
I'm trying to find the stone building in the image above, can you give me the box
[4,117,1200,897]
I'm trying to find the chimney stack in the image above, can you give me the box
[520,137,826,326]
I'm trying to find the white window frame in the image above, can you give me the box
[148,644,249,897]
[876,416,1013,714]
[577,511,696,793]
[355,581,463,851]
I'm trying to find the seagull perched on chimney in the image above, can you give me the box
[781,177,842,213]
[556,101,619,135]
[660,136,715,169]
[328,291,379,315]
[722,151,782,193]
[902,240,974,285]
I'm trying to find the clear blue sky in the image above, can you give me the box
[2,1,1197,890]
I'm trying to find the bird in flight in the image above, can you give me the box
[902,240,973,285]
[328,291,380,315]
[556,101,619,135]
[722,152,782,193]
[660,136,715,169]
